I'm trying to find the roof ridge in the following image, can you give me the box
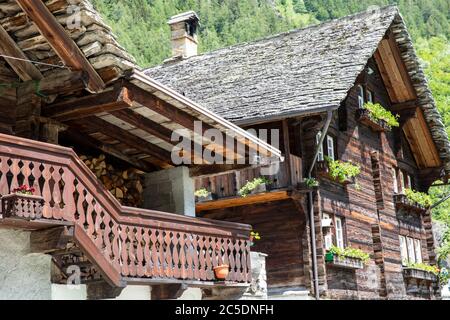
[147,5,399,70]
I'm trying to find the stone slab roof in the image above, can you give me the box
[146,6,450,174]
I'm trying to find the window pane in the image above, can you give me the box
[399,171,405,193]
[414,239,423,263]
[335,217,345,249]
[316,132,324,161]
[367,90,373,103]
[399,236,408,265]
[393,168,399,194]
[358,85,364,109]
[407,237,416,263]
[327,135,335,161]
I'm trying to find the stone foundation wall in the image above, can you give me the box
[0,229,52,300]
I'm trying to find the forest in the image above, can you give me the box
[90,0,450,259]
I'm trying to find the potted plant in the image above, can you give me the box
[357,102,400,132]
[213,243,229,280]
[238,177,271,198]
[1,185,44,220]
[194,188,215,202]
[318,157,361,186]
[299,177,320,190]
[250,231,261,247]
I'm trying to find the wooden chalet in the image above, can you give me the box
[0,0,283,300]
[147,6,450,299]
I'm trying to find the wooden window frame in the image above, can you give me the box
[327,135,335,161]
[357,85,365,109]
[335,216,345,249]
[316,132,324,162]
[366,89,374,104]
[393,167,399,194]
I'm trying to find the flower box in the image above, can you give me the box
[316,161,355,186]
[356,109,391,132]
[195,192,218,203]
[394,194,428,213]
[250,183,267,195]
[1,193,44,220]
[403,267,438,283]
[325,252,364,270]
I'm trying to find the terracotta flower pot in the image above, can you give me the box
[213,265,230,280]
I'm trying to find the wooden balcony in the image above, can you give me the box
[356,109,391,132]
[0,134,251,287]
[403,268,438,283]
[325,253,364,270]
[316,161,355,186]
[195,155,302,212]
[394,194,429,213]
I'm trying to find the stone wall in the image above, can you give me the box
[0,229,52,300]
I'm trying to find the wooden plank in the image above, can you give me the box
[377,40,409,102]
[73,224,125,288]
[16,0,105,93]
[374,49,398,103]
[0,23,43,81]
[30,226,74,254]
[111,108,207,164]
[196,190,290,212]
[387,33,417,100]
[43,86,132,121]
[63,127,155,172]
[86,116,173,168]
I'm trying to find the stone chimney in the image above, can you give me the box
[168,11,199,59]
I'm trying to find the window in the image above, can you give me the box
[407,237,415,263]
[357,85,365,109]
[316,132,324,161]
[335,217,345,249]
[367,90,374,103]
[393,168,399,194]
[399,236,408,264]
[400,235,423,265]
[327,135,335,161]
[405,174,413,190]
[398,170,405,194]
[414,239,423,263]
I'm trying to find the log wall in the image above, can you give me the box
[200,199,308,290]
[307,58,439,299]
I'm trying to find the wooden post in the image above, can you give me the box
[15,84,41,139]
[39,118,68,145]
[282,120,293,187]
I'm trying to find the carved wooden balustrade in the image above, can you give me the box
[0,134,251,287]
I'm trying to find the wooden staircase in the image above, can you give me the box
[0,133,252,289]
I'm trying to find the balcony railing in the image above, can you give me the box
[0,133,251,286]
[195,155,302,200]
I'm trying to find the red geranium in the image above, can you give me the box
[12,185,35,195]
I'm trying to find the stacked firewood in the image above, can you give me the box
[80,154,144,207]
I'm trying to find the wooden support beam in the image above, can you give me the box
[87,281,124,300]
[196,190,291,213]
[20,70,88,96]
[43,86,132,121]
[151,284,187,300]
[126,83,215,134]
[87,116,173,168]
[30,226,74,254]
[0,23,43,81]
[111,108,207,163]
[63,127,155,172]
[16,0,105,93]
[391,100,419,113]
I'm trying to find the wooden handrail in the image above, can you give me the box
[0,133,252,286]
